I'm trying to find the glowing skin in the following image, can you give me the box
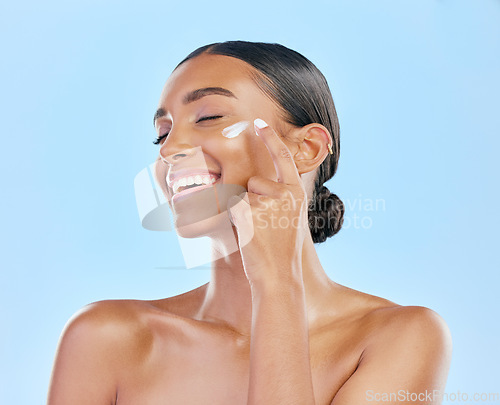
[46,54,451,405]
[145,118,251,233]
[221,120,250,139]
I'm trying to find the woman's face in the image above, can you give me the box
[153,53,294,231]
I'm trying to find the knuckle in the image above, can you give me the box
[247,175,260,185]
[278,188,292,200]
[247,176,265,193]
[278,147,292,160]
[278,190,288,200]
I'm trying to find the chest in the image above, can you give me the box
[115,328,363,405]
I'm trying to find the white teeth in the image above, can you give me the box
[171,174,219,195]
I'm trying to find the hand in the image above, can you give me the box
[227,119,309,289]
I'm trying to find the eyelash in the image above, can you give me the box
[152,115,223,145]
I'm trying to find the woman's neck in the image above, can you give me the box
[195,233,337,336]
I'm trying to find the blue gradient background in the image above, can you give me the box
[1,0,498,403]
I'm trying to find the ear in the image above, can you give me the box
[291,123,332,174]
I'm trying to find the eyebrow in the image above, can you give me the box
[153,87,237,126]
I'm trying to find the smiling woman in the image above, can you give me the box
[47,41,452,405]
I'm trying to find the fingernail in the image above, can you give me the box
[254,118,268,134]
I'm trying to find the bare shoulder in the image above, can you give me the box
[358,302,453,377]
[62,286,207,349]
[328,283,452,362]
[366,304,452,347]
[57,295,205,366]
[333,283,451,341]
[56,299,160,370]
[326,288,453,403]
[372,304,451,328]
[48,299,158,404]
[62,299,156,353]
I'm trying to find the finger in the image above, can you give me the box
[254,118,302,185]
[247,175,296,201]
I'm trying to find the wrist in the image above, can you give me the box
[249,269,304,298]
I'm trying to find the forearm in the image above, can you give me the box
[247,275,315,405]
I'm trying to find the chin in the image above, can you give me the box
[171,183,246,238]
[174,210,233,239]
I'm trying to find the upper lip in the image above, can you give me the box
[167,168,221,188]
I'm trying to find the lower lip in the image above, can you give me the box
[171,178,221,203]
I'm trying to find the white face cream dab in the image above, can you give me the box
[221,121,250,139]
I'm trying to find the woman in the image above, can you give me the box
[47,41,452,404]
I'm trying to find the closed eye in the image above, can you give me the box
[152,116,223,145]
[153,132,169,145]
[196,115,223,123]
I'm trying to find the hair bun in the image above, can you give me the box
[308,186,344,243]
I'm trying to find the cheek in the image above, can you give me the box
[220,132,278,182]
[221,121,250,139]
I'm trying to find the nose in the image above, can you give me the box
[160,146,199,165]
[159,126,200,165]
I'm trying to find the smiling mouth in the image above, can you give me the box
[168,172,221,201]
